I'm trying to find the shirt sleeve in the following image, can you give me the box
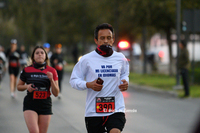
[120,56,129,83]
[69,57,87,91]
[20,68,26,82]
[52,68,58,81]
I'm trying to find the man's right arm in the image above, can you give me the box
[86,80,103,91]
[69,59,88,91]
[70,58,103,91]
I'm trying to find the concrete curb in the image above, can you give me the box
[129,83,178,98]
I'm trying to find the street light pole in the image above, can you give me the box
[142,27,147,74]
[176,0,181,86]
[191,9,195,85]
[39,0,47,44]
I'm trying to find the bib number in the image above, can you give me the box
[9,61,18,67]
[96,97,115,113]
[33,91,47,99]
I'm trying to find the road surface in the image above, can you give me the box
[0,72,199,133]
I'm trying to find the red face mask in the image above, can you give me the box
[96,44,113,57]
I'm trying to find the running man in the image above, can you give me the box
[6,39,21,98]
[50,44,66,99]
[70,23,129,133]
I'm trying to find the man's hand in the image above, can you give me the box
[118,79,128,91]
[86,80,103,91]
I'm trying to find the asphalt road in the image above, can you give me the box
[0,72,200,133]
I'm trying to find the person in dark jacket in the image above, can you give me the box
[178,41,190,97]
[50,44,66,99]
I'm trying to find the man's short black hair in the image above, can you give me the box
[94,23,114,40]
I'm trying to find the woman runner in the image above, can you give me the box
[17,46,59,133]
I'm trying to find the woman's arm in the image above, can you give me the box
[17,79,27,91]
[17,79,36,92]
[47,71,59,97]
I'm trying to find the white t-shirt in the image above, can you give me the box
[70,50,129,117]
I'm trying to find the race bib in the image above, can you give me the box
[33,86,48,99]
[33,91,48,99]
[96,97,115,113]
[9,61,18,67]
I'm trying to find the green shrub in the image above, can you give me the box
[189,61,200,85]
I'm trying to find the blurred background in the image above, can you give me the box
[0,1,200,133]
[0,0,199,96]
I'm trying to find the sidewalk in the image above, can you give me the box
[129,83,178,98]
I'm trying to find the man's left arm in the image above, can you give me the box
[119,58,129,91]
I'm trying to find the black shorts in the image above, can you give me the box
[85,112,126,133]
[9,66,20,77]
[23,96,53,115]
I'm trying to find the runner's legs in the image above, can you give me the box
[24,110,39,133]
[10,74,15,93]
[38,115,51,133]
